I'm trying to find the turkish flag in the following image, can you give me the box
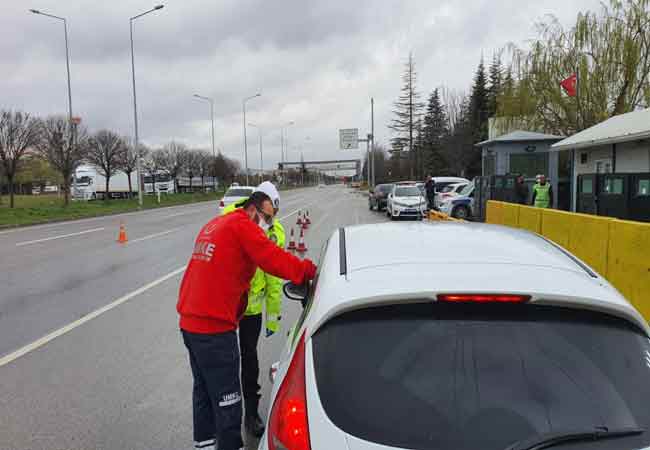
[560,73,577,97]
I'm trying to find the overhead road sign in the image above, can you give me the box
[339,128,359,149]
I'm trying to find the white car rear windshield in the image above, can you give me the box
[394,186,421,197]
[313,303,650,450]
[225,188,253,197]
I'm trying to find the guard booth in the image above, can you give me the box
[490,176,505,200]
[577,174,598,215]
[629,173,650,222]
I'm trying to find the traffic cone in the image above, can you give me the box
[305,210,311,225]
[296,212,303,226]
[297,228,307,253]
[117,222,128,244]
[288,228,296,250]
[302,215,309,230]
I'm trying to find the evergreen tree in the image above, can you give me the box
[469,58,489,143]
[487,54,503,118]
[422,89,448,175]
[389,52,424,179]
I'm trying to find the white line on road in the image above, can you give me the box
[0,266,186,368]
[15,228,106,247]
[128,227,183,244]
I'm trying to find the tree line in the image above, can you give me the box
[0,110,241,208]
[388,0,650,182]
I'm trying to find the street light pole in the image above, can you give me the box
[30,9,76,197]
[130,4,164,208]
[193,94,217,191]
[248,123,263,182]
[371,97,375,187]
[243,93,261,185]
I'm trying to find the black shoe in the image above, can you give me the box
[245,413,265,438]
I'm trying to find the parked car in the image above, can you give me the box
[386,184,427,220]
[439,182,475,219]
[263,222,650,450]
[368,183,394,211]
[434,181,469,207]
[218,186,255,214]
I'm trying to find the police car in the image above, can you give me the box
[261,222,650,450]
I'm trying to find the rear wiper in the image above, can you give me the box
[504,426,644,450]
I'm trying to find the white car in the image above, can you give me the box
[386,184,427,220]
[218,186,255,214]
[262,222,650,450]
[434,181,468,207]
[439,182,475,219]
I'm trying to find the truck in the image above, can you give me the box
[143,171,175,195]
[73,164,139,200]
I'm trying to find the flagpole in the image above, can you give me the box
[575,62,581,132]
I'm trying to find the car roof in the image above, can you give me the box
[434,176,470,183]
[305,222,649,337]
[225,186,255,192]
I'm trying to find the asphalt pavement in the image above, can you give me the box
[0,185,390,450]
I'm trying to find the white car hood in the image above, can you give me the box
[392,196,423,206]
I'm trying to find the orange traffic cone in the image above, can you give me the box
[297,228,307,253]
[288,228,296,250]
[302,217,309,230]
[296,212,303,226]
[117,222,128,244]
[305,210,311,225]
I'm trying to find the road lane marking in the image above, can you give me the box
[15,228,106,247]
[128,227,183,244]
[0,265,187,368]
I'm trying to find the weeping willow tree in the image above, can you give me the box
[497,0,650,136]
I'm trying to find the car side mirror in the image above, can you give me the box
[388,193,392,198]
[283,281,309,303]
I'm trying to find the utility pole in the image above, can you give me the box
[371,97,375,187]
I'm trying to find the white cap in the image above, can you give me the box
[255,181,280,209]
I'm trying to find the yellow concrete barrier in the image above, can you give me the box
[541,209,573,248]
[487,200,649,320]
[486,201,504,225]
[517,205,542,234]
[566,213,612,276]
[502,202,520,228]
[428,210,463,222]
[606,219,650,318]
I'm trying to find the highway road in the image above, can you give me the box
[0,185,389,450]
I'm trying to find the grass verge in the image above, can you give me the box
[0,192,223,228]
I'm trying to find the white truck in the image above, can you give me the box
[73,164,139,200]
[143,171,175,195]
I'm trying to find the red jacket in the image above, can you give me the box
[177,209,316,334]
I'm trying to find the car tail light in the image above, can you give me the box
[219,200,225,207]
[437,294,530,303]
[268,332,311,450]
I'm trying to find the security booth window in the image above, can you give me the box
[581,178,593,194]
[638,179,650,196]
[604,178,624,195]
[510,153,548,179]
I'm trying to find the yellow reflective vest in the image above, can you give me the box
[222,200,285,332]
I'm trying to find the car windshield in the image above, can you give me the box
[440,184,458,193]
[459,182,474,196]
[75,176,91,185]
[225,188,253,197]
[313,303,650,450]
[394,186,421,197]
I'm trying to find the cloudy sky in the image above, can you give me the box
[2,0,601,172]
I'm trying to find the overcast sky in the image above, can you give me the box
[2,0,601,171]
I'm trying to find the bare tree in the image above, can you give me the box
[86,130,125,200]
[389,52,425,179]
[37,116,89,206]
[117,139,148,197]
[185,149,203,191]
[142,149,166,194]
[160,141,188,193]
[0,110,41,208]
[196,151,212,192]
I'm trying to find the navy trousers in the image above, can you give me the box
[182,330,243,450]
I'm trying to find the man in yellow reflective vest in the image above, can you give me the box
[222,181,284,437]
[531,174,553,208]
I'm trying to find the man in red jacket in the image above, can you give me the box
[177,191,317,450]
